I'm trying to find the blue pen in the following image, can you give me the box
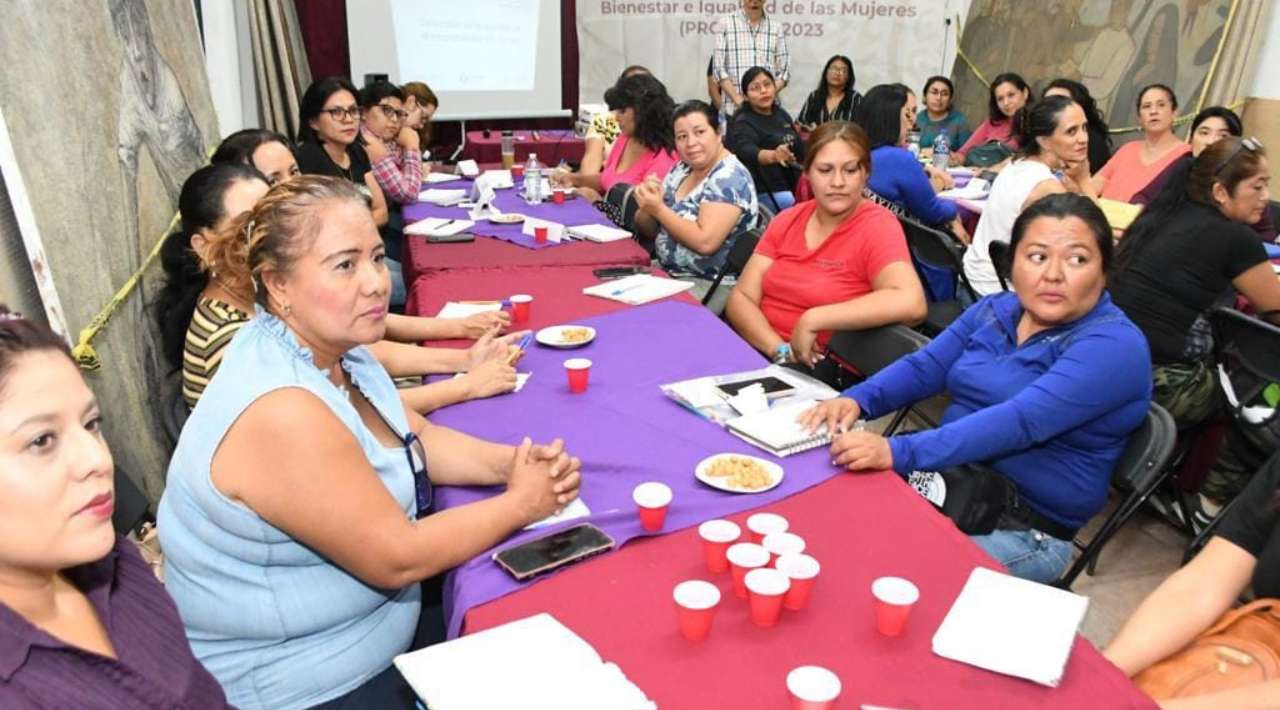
[610,283,644,297]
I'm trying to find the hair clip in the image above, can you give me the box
[244,218,256,247]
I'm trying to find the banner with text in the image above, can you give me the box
[578,1,956,116]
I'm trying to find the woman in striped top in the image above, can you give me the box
[156,162,523,413]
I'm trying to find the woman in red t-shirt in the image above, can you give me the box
[726,121,927,388]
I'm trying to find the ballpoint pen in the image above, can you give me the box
[610,283,644,297]
[506,333,533,366]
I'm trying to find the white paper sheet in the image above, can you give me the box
[582,274,694,305]
[394,614,656,710]
[418,188,468,206]
[424,172,464,184]
[524,497,590,530]
[435,301,503,319]
[452,371,530,393]
[932,566,1088,687]
[522,217,566,243]
[404,217,475,237]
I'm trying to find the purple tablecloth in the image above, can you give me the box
[429,301,846,637]
[404,177,613,250]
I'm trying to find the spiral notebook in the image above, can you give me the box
[725,399,831,457]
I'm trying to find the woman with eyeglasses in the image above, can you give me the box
[295,77,389,228]
[1091,84,1191,203]
[725,66,805,211]
[401,81,439,159]
[158,176,583,710]
[796,55,860,131]
[916,76,970,153]
[1111,138,1280,434]
[357,81,421,208]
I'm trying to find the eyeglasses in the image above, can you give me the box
[402,431,433,518]
[827,67,849,76]
[322,105,359,121]
[376,103,410,121]
[1214,137,1263,176]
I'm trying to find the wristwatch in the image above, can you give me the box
[772,343,791,365]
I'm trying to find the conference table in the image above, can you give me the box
[406,236,1155,707]
[461,128,586,166]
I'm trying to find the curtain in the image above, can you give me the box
[1196,0,1270,112]
[247,0,312,138]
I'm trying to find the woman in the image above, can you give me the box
[1104,452,1280,709]
[295,76,389,228]
[726,121,926,389]
[1043,78,1112,174]
[158,176,583,710]
[856,83,968,241]
[210,128,300,186]
[0,307,232,707]
[963,95,1097,296]
[726,66,806,211]
[359,80,421,207]
[1091,84,1190,203]
[796,55,861,130]
[802,194,1153,583]
[1111,138,1280,432]
[579,65,651,178]
[401,81,438,157]
[1131,106,1277,243]
[633,100,758,311]
[556,70,673,202]
[159,164,517,414]
[951,72,1032,167]
[916,75,970,152]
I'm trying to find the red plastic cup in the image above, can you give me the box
[698,519,741,573]
[511,164,525,178]
[564,357,592,394]
[762,531,806,566]
[632,482,672,532]
[746,512,788,543]
[509,294,532,324]
[745,567,790,628]
[552,189,566,204]
[534,225,549,244]
[776,554,821,611]
[787,666,842,710]
[872,576,920,637]
[726,543,769,599]
[673,580,720,642]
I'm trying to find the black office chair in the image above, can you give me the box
[987,240,1011,292]
[1210,307,1280,427]
[825,325,932,435]
[899,216,977,336]
[1055,403,1178,588]
[701,227,763,311]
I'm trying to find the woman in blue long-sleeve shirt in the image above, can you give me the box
[802,193,1152,583]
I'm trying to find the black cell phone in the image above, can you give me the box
[492,523,615,581]
[426,232,476,244]
[715,376,797,399]
[593,266,649,280]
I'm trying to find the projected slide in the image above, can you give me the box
[391,0,539,92]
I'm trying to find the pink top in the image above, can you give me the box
[601,133,677,191]
[957,118,1018,156]
[1097,140,1192,203]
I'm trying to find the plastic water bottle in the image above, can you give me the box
[525,153,543,204]
[906,130,921,159]
[931,130,951,170]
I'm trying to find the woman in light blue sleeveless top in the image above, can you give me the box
[158,176,583,710]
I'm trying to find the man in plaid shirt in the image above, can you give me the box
[713,0,791,118]
[359,81,423,205]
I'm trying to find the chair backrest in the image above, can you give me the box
[756,201,775,231]
[700,227,764,307]
[899,216,977,300]
[1112,402,1178,491]
[826,324,931,378]
[1211,307,1280,384]
[987,239,1011,292]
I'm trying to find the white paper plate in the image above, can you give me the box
[488,213,525,224]
[535,325,596,349]
[695,453,784,494]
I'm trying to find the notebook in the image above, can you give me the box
[1094,198,1143,231]
[582,274,694,305]
[394,613,656,710]
[567,224,632,243]
[418,188,468,206]
[932,566,1088,687]
[404,217,474,237]
[725,399,831,457]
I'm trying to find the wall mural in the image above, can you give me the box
[0,0,218,499]
[953,0,1230,140]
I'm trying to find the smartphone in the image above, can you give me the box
[592,266,649,280]
[427,232,476,243]
[493,523,615,581]
[715,376,797,400]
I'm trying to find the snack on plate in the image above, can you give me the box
[706,456,773,490]
[560,327,592,343]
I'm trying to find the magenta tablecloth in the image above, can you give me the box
[430,301,848,637]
